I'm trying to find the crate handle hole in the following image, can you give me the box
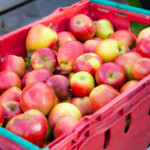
[130,21,149,35]
[116,12,127,17]
[98,7,109,13]
[103,129,110,149]
[124,114,131,133]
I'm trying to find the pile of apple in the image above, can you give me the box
[0,14,150,147]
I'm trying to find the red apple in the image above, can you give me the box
[92,37,103,42]
[54,65,71,77]
[71,97,93,116]
[26,68,53,86]
[115,52,142,80]
[57,40,85,71]
[6,109,47,146]
[26,24,57,52]
[0,104,4,126]
[54,116,78,139]
[95,63,126,89]
[95,39,127,63]
[131,57,150,80]
[20,82,56,115]
[84,40,100,53]
[0,70,21,93]
[56,31,76,49]
[2,101,22,126]
[120,80,138,93]
[1,55,26,78]
[110,30,137,48]
[136,38,150,58]
[31,48,57,72]
[70,71,95,97]
[21,72,30,89]
[68,14,96,42]
[46,75,70,101]
[89,84,120,112]
[48,103,82,129]
[0,87,21,103]
[74,53,103,76]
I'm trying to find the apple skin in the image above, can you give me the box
[92,37,103,42]
[56,31,76,50]
[68,14,96,42]
[120,80,138,93]
[70,71,95,97]
[46,75,70,101]
[54,65,71,77]
[26,68,53,86]
[1,55,26,78]
[136,38,150,58]
[95,39,127,63]
[137,27,150,43]
[95,19,114,39]
[84,40,100,53]
[115,52,142,80]
[54,116,78,139]
[131,58,150,80]
[6,109,47,146]
[71,97,93,116]
[2,101,22,126]
[26,24,57,52]
[110,30,137,48]
[89,84,120,112]
[0,70,21,94]
[21,72,30,89]
[74,53,103,76]
[31,48,57,72]
[0,104,4,126]
[48,103,82,130]
[20,82,56,115]
[57,40,85,71]
[0,87,21,103]
[95,62,126,89]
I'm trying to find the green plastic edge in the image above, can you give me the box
[90,0,150,16]
[0,127,48,150]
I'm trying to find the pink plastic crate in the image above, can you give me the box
[0,0,150,150]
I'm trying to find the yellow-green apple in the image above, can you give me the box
[137,27,150,43]
[0,87,21,103]
[84,39,100,53]
[95,19,114,39]
[20,82,55,115]
[89,84,120,112]
[26,68,53,86]
[0,55,26,78]
[136,38,150,58]
[54,65,71,77]
[0,104,4,126]
[119,80,138,93]
[131,57,150,80]
[95,39,127,62]
[115,52,142,80]
[71,97,93,116]
[70,71,95,97]
[48,103,81,129]
[54,116,78,139]
[6,109,47,146]
[31,48,57,72]
[46,75,70,101]
[74,53,103,76]
[95,62,126,89]
[57,41,85,71]
[26,24,57,52]
[68,14,96,42]
[2,101,22,126]
[110,30,137,48]
[56,31,76,50]
[0,70,21,93]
